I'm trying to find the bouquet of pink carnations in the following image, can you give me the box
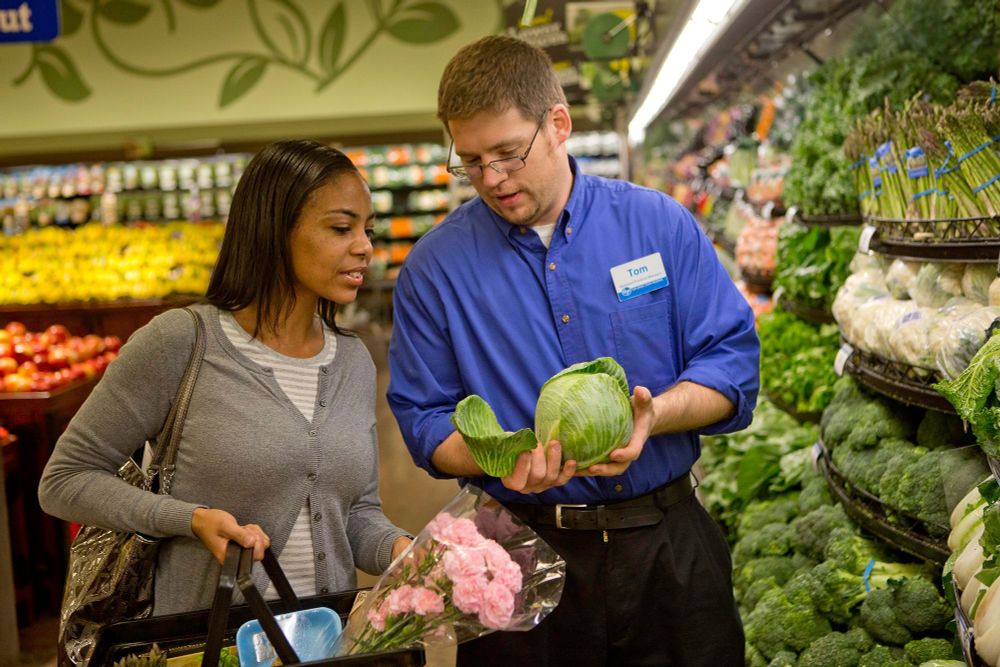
[334,485,566,656]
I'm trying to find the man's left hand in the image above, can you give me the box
[577,385,654,477]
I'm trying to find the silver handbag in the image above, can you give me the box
[58,307,206,666]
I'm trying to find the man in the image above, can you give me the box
[387,35,758,666]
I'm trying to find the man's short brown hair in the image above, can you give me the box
[437,35,567,126]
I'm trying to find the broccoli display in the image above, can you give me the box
[733,522,796,567]
[857,644,912,667]
[902,637,960,663]
[858,578,953,645]
[745,587,833,659]
[792,504,854,561]
[767,650,799,667]
[796,628,874,667]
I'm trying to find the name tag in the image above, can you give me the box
[610,252,669,302]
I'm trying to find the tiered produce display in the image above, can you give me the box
[647,1,1000,664]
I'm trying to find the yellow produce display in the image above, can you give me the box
[0,223,224,304]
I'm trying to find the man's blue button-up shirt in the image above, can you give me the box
[387,158,760,505]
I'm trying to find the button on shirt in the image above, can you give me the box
[387,157,760,506]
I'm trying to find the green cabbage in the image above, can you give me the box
[451,357,634,476]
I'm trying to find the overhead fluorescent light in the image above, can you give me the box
[628,0,750,144]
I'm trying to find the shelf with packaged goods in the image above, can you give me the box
[815,439,950,564]
[840,341,956,414]
[863,214,1000,263]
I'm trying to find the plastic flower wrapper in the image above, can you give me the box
[333,485,566,656]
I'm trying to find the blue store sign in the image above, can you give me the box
[0,0,59,43]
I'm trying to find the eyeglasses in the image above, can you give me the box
[446,111,548,183]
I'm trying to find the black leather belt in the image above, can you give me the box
[506,474,695,530]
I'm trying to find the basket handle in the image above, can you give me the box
[201,544,304,667]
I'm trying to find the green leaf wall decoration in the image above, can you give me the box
[59,0,84,36]
[387,1,459,44]
[219,57,268,107]
[248,0,311,65]
[97,0,152,25]
[318,2,346,77]
[35,45,91,101]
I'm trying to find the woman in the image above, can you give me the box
[39,139,411,615]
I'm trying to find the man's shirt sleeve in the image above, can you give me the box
[386,262,465,479]
[666,199,760,434]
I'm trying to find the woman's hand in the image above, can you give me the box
[192,507,270,564]
[391,535,413,562]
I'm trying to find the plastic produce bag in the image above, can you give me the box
[884,259,922,299]
[926,298,982,370]
[888,306,938,369]
[832,272,889,347]
[937,306,1000,379]
[863,298,915,359]
[334,485,565,656]
[911,263,965,308]
[963,264,995,305]
[990,276,1000,307]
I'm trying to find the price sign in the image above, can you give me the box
[858,225,878,253]
[834,343,854,376]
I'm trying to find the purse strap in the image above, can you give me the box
[147,307,207,495]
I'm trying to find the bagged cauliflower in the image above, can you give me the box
[884,259,922,300]
[962,264,995,305]
[888,306,937,369]
[912,263,965,308]
[936,306,1000,379]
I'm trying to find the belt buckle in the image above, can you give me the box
[555,503,587,529]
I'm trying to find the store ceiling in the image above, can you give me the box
[502,0,692,127]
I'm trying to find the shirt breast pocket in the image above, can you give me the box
[609,299,678,394]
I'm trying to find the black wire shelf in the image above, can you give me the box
[795,212,864,227]
[740,267,774,292]
[765,390,822,424]
[954,576,989,667]
[778,296,835,325]
[815,439,950,564]
[865,214,1000,262]
[843,343,955,414]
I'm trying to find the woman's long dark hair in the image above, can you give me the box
[207,139,360,337]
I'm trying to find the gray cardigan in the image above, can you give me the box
[39,304,409,615]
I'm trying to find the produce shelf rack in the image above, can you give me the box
[794,212,863,227]
[954,577,988,667]
[865,214,1000,263]
[740,267,774,293]
[815,439,950,564]
[778,296,835,325]
[843,344,956,414]
[765,390,822,424]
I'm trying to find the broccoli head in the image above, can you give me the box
[858,577,952,645]
[843,400,916,450]
[796,628,873,667]
[748,643,769,667]
[767,650,798,667]
[736,557,800,597]
[916,409,968,449]
[798,474,833,515]
[823,531,890,574]
[742,576,783,613]
[890,578,953,634]
[902,637,959,663]
[878,447,927,510]
[733,522,795,567]
[745,587,832,659]
[738,494,802,539]
[857,645,912,667]
[885,449,949,530]
[792,504,854,560]
[859,588,913,646]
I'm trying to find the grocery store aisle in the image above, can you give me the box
[17,329,458,667]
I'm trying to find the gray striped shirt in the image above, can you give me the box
[220,312,337,598]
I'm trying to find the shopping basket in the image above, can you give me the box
[89,543,425,666]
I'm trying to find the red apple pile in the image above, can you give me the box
[0,425,10,442]
[0,322,122,393]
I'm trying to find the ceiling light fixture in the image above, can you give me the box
[628,0,750,144]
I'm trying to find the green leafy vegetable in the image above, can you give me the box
[452,357,633,476]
